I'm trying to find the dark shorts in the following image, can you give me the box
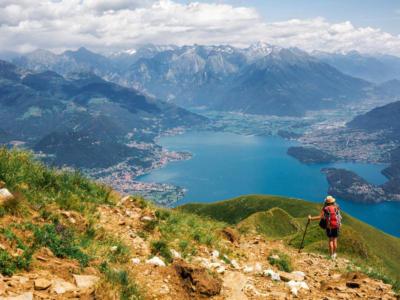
[326,227,339,238]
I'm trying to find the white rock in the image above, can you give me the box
[110,246,118,252]
[270,254,280,260]
[131,258,141,264]
[0,188,14,204]
[263,269,280,281]
[51,278,76,294]
[255,263,262,272]
[19,277,28,284]
[146,256,165,267]
[117,195,131,206]
[159,284,170,294]
[170,249,181,258]
[216,266,226,274]
[0,292,33,300]
[209,262,222,269]
[230,259,240,269]
[291,271,306,281]
[211,250,219,258]
[287,280,309,295]
[290,287,299,295]
[73,275,100,289]
[243,266,254,273]
[141,216,153,222]
[195,257,212,268]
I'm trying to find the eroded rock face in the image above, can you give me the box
[174,259,222,297]
[219,228,239,244]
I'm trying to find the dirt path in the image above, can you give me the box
[223,271,248,300]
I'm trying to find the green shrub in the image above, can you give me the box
[151,240,172,263]
[155,209,170,221]
[0,249,32,276]
[268,252,293,272]
[100,262,142,300]
[108,243,131,264]
[30,223,90,267]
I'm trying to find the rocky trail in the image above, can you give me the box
[0,192,397,300]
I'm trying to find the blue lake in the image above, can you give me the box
[138,131,400,237]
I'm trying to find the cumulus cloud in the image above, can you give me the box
[1,0,400,56]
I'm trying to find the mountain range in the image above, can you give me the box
[0,59,205,168]
[313,50,400,83]
[13,43,396,117]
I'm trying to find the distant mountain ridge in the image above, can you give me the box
[12,43,377,117]
[313,50,400,83]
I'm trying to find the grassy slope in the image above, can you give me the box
[177,194,400,282]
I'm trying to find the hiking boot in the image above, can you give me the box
[331,253,337,259]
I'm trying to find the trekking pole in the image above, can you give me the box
[298,219,310,253]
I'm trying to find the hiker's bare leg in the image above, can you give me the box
[333,238,337,254]
[329,238,334,256]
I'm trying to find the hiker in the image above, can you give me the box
[308,196,341,258]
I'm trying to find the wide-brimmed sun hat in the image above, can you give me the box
[325,196,336,204]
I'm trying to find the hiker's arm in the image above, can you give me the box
[308,210,324,221]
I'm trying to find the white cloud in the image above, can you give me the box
[1,0,400,56]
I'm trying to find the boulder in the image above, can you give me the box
[0,292,33,300]
[170,249,181,258]
[131,258,141,264]
[0,280,7,295]
[73,275,99,289]
[243,266,254,273]
[230,259,240,269]
[0,189,14,204]
[34,278,51,290]
[117,195,131,206]
[280,271,305,282]
[146,256,165,267]
[211,250,219,258]
[255,263,262,273]
[287,280,309,296]
[159,284,170,295]
[291,271,306,281]
[174,259,222,297]
[263,269,280,281]
[50,278,77,294]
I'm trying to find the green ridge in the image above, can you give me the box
[237,207,300,238]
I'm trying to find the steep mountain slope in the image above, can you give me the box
[0,60,205,168]
[219,48,369,116]
[314,50,400,83]
[0,149,398,299]
[347,100,400,139]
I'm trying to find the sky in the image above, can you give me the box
[1,0,400,56]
